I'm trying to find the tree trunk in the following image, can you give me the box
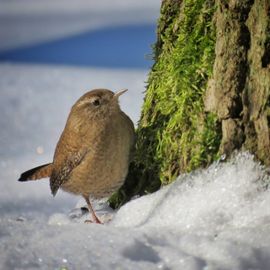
[110,0,270,208]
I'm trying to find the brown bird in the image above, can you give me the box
[18,89,135,224]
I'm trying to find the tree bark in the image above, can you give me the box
[205,0,270,164]
[110,0,270,208]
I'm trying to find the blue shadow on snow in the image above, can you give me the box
[0,24,156,69]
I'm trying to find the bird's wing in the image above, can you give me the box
[50,149,89,196]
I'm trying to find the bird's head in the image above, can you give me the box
[72,88,127,120]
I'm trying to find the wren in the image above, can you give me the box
[19,89,135,224]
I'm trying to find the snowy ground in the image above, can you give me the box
[1,66,270,270]
[2,138,270,269]
[1,1,270,270]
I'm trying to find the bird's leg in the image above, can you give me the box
[83,196,102,224]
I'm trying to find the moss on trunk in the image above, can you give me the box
[110,0,221,208]
[138,0,221,181]
[109,0,270,208]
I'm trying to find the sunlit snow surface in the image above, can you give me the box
[1,144,270,269]
[1,66,270,269]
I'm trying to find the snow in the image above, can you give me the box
[1,1,270,269]
[1,146,270,269]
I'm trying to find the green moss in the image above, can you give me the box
[109,0,221,208]
[140,0,220,182]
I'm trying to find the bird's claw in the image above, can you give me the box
[84,219,103,224]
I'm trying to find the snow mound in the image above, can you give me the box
[1,152,270,270]
[114,152,270,232]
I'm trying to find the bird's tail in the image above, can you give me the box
[18,163,52,182]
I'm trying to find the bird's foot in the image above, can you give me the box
[84,218,103,224]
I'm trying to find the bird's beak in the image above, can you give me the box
[114,89,128,99]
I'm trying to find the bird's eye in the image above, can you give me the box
[92,99,100,106]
